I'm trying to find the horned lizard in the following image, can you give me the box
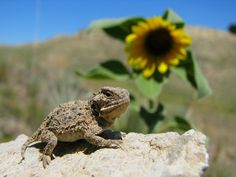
[20,86,130,168]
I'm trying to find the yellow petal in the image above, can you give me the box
[172,30,185,37]
[138,21,149,30]
[147,17,160,29]
[128,57,147,69]
[167,25,176,31]
[143,63,156,77]
[128,57,140,66]
[179,48,187,57]
[158,62,168,73]
[168,58,179,66]
[132,26,145,36]
[133,57,143,66]
[174,48,187,59]
[125,34,136,44]
[179,37,192,46]
[139,58,148,69]
[128,58,135,65]
[159,20,171,28]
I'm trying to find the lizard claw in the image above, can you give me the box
[51,153,56,159]
[108,140,123,148]
[39,154,51,168]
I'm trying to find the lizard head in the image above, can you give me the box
[90,86,130,124]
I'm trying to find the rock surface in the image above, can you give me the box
[0,130,208,177]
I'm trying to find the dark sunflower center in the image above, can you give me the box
[144,28,174,57]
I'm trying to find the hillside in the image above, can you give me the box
[0,26,236,176]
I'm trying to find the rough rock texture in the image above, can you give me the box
[0,130,208,177]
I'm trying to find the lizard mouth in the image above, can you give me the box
[101,97,130,112]
[100,97,130,122]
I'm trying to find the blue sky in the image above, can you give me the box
[1,0,235,45]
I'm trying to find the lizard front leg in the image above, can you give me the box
[84,131,122,148]
[39,130,58,168]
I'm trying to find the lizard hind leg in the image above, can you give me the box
[39,130,58,168]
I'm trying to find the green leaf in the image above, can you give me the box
[76,59,131,81]
[88,17,145,41]
[162,9,185,28]
[140,103,165,133]
[174,116,192,131]
[135,73,167,100]
[160,116,192,133]
[89,18,126,30]
[171,51,212,99]
[129,94,140,112]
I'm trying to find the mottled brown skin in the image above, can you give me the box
[20,86,130,168]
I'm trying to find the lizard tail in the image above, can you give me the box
[20,137,35,162]
[20,133,39,163]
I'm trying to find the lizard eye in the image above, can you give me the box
[103,91,113,97]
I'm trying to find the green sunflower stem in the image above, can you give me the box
[148,99,155,110]
[148,127,153,134]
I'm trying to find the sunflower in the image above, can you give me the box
[125,17,192,77]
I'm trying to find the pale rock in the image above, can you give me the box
[0,130,208,177]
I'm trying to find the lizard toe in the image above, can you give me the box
[39,154,51,168]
